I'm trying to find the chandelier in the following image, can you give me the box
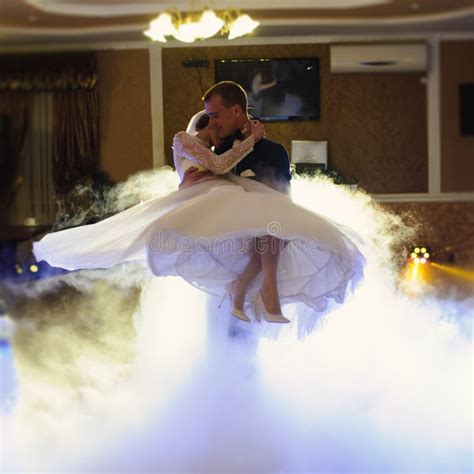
[144,8,259,43]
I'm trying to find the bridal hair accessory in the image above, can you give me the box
[186,110,208,135]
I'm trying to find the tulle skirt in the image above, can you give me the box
[33,175,365,336]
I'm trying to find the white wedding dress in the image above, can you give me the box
[33,130,365,335]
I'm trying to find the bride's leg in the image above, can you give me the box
[231,241,262,311]
[259,235,284,314]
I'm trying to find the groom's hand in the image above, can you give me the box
[179,166,213,189]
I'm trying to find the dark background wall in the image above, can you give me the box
[384,201,474,267]
[0,40,472,265]
[93,40,473,194]
[440,40,474,192]
[162,43,428,194]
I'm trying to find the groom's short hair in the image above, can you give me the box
[202,81,248,113]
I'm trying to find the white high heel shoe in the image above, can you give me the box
[254,291,290,324]
[218,281,251,323]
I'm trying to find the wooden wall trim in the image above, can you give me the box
[426,37,441,194]
[149,45,165,168]
[373,192,474,202]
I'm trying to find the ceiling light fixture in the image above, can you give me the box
[144,8,259,43]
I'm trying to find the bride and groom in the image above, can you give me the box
[33,80,365,335]
[175,80,293,324]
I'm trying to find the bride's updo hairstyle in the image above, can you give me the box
[186,110,209,135]
[195,113,209,131]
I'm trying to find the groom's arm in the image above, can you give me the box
[270,142,291,194]
[255,141,291,194]
[270,142,292,183]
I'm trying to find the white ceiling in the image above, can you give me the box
[25,0,393,16]
[1,0,473,47]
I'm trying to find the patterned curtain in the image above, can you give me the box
[0,52,99,197]
[53,86,99,195]
[0,93,29,217]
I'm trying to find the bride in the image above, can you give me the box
[33,111,365,336]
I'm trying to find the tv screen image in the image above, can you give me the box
[215,58,320,122]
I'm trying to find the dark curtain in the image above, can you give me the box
[0,93,29,209]
[0,52,99,196]
[53,86,99,194]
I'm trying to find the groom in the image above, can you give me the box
[182,80,291,193]
[181,80,291,318]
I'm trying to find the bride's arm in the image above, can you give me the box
[173,131,255,175]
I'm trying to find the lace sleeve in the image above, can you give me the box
[173,153,185,181]
[173,131,255,175]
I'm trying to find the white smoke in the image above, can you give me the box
[1,171,472,473]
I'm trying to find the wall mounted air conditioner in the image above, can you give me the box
[330,43,427,73]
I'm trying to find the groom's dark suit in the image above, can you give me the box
[214,130,291,193]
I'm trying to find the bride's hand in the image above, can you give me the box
[250,120,265,142]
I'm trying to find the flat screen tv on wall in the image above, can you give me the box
[215,58,320,122]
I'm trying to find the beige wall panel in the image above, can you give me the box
[97,49,153,183]
[327,73,427,193]
[384,201,474,266]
